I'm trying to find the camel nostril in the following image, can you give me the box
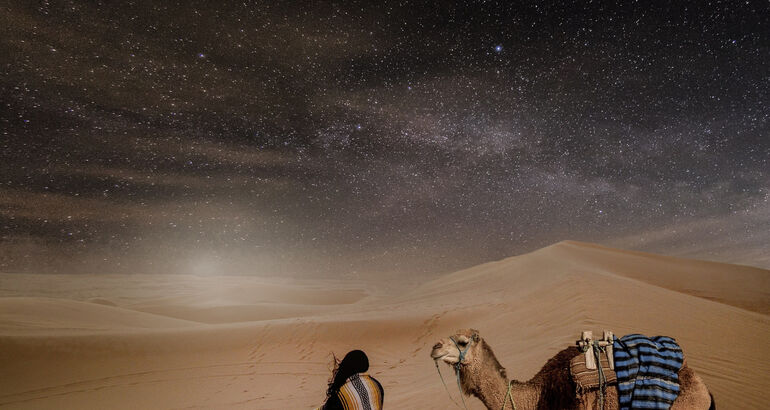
[432,342,442,350]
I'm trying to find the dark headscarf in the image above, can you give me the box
[326,350,369,398]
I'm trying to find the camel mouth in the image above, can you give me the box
[431,340,461,364]
[430,351,447,360]
[441,356,460,364]
[431,350,459,364]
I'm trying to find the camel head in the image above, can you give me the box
[430,328,482,367]
[431,328,509,403]
[432,328,507,375]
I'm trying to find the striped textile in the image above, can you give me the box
[613,334,684,410]
[336,373,384,410]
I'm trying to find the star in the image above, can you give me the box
[0,1,766,276]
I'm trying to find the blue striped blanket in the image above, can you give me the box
[613,334,684,410]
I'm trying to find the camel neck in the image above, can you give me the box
[474,377,541,410]
[508,380,542,409]
[457,339,543,409]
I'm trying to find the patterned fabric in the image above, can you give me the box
[336,373,383,410]
[613,334,684,410]
[569,349,618,392]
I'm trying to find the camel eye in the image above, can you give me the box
[457,340,468,347]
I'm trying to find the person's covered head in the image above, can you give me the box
[327,350,369,396]
[340,350,369,373]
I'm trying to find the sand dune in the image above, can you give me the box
[0,297,198,335]
[543,241,770,314]
[0,241,768,409]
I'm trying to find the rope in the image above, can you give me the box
[455,367,469,410]
[501,379,517,410]
[434,359,467,410]
[448,336,471,410]
[592,342,607,410]
[578,337,610,410]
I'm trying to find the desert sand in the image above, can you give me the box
[0,241,768,409]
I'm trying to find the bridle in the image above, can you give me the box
[450,335,472,373]
[433,335,472,410]
[433,333,517,410]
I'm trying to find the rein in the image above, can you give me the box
[579,340,609,410]
[593,341,607,410]
[449,336,471,410]
[502,379,517,410]
[433,359,467,410]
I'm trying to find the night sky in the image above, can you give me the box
[1,1,768,278]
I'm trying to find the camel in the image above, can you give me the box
[430,329,714,410]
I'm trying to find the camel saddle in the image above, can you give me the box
[570,331,618,393]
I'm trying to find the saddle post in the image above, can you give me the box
[603,330,614,370]
[579,331,596,369]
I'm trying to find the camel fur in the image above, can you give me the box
[430,329,714,410]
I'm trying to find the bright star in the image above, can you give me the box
[494,45,503,52]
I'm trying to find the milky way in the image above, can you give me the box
[1,1,768,277]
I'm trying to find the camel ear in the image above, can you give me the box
[499,368,507,379]
[472,332,480,342]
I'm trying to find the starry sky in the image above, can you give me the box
[1,1,768,278]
